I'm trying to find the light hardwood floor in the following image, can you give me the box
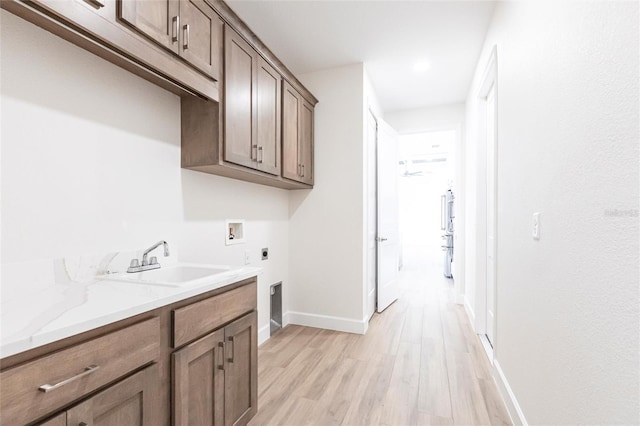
[250,249,512,426]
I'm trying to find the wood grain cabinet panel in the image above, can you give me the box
[173,328,225,426]
[224,312,257,426]
[256,57,281,176]
[224,26,257,170]
[179,0,223,80]
[118,0,179,53]
[300,98,315,185]
[0,317,160,426]
[282,81,314,185]
[67,364,160,426]
[173,280,257,348]
[172,311,257,426]
[282,81,301,182]
[117,0,222,80]
[37,412,67,426]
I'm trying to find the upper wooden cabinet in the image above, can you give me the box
[283,81,314,185]
[118,0,223,80]
[224,27,257,170]
[2,0,316,189]
[255,57,282,176]
[224,27,281,176]
[118,0,179,53]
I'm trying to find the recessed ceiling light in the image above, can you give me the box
[413,61,431,73]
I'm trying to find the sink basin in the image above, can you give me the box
[102,264,231,287]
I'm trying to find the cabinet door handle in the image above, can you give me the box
[84,0,104,8]
[301,164,305,177]
[217,341,225,370]
[257,146,263,163]
[172,16,179,43]
[227,336,235,363]
[252,144,258,160]
[183,24,190,49]
[38,365,100,393]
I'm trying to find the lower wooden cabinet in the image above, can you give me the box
[224,312,258,426]
[67,364,160,426]
[173,311,257,426]
[2,277,258,426]
[38,364,160,426]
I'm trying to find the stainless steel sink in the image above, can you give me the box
[101,264,231,287]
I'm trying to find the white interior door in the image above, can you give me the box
[485,83,497,347]
[366,111,378,319]
[377,120,400,313]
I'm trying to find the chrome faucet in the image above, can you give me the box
[127,240,170,273]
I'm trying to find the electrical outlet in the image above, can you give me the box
[244,250,251,265]
[261,248,268,260]
[532,212,540,240]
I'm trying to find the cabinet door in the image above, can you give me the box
[224,312,257,426]
[118,0,179,53]
[179,0,223,80]
[66,364,160,426]
[300,99,314,185]
[224,26,257,170]
[282,81,301,182]
[37,413,66,426]
[256,57,281,176]
[173,328,225,426]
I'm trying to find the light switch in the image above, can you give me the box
[532,212,540,240]
[245,250,251,265]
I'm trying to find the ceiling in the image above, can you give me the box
[226,0,496,113]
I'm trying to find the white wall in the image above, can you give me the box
[464,2,640,424]
[385,103,464,134]
[386,104,466,302]
[0,11,290,344]
[288,63,368,333]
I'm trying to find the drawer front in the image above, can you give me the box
[0,317,160,426]
[173,281,256,348]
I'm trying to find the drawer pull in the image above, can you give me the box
[227,336,235,363]
[38,365,100,393]
[218,341,225,370]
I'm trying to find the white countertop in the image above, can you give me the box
[0,265,261,358]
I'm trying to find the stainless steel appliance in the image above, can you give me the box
[441,189,454,278]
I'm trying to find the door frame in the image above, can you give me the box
[474,45,498,362]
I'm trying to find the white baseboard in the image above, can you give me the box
[286,310,367,334]
[258,323,270,346]
[494,360,528,426]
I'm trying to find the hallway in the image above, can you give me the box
[250,247,511,425]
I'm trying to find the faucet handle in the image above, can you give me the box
[130,259,140,268]
[149,256,158,265]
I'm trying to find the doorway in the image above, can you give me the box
[398,130,457,275]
